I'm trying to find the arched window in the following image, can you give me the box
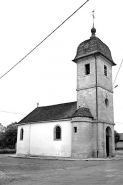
[54,126,61,140]
[20,128,24,140]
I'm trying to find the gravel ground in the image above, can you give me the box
[0,152,123,185]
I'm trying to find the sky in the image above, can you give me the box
[0,0,123,132]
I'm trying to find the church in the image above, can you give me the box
[16,25,116,159]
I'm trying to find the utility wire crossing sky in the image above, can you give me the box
[0,0,89,80]
[0,0,89,117]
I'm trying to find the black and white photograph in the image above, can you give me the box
[0,0,123,184]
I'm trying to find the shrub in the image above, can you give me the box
[0,149,16,154]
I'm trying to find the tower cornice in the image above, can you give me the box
[76,85,113,93]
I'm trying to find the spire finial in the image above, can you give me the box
[91,10,96,37]
[92,10,95,28]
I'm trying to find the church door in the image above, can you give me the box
[106,127,112,157]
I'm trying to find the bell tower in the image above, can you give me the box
[72,25,116,158]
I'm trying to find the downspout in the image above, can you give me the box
[94,54,98,158]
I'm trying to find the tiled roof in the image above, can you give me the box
[72,107,93,118]
[18,102,94,125]
[73,36,116,66]
[18,102,77,124]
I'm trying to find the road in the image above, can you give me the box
[0,154,123,185]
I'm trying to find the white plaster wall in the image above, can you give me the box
[17,120,72,157]
[16,124,30,155]
[30,120,72,157]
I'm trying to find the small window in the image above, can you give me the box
[105,98,109,107]
[20,128,24,140]
[74,127,77,133]
[54,126,61,140]
[85,64,90,75]
[104,65,107,76]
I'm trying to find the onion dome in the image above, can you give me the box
[72,107,93,118]
[73,27,116,66]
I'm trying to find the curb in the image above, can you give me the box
[8,154,123,161]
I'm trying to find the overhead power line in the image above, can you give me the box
[113,59,123,86]
[0,0,89,80]
[0,110,26,115]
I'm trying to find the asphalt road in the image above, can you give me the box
[0,154,123,185]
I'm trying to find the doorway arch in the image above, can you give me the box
[106,127,112,157]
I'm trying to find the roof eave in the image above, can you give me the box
[17,118,72,126]
[72,51,116,66]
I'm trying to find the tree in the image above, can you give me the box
[0,122,17,149]
[0,132,6,148]
[5,122,17,148]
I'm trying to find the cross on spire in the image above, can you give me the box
[92,10,95,28]
[91,10,96,37]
